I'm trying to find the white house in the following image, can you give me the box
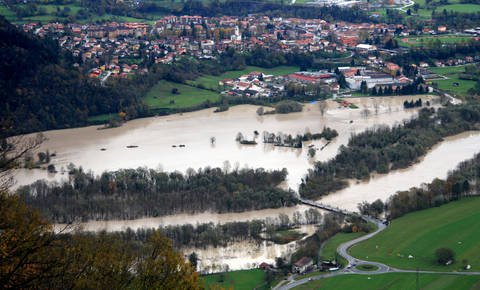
[292,257,314,274]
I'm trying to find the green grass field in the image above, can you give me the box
[429,65,468,75]
[187,66,298,91]
[437,3,480,13]
[202,269,267,290]
[271,229,306,244]
[320,232,364,266]
[144,80,220,109]
[398,35,475,47]
[294,273,480,290]
[350,197,480,271]
[433,77,476,95]
[0,3,157,24]
[0,5,16,21]
[38,4,82,14]
[428,65,476,96]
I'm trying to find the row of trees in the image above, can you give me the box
[104,209,322,250]
[389,40,480,67]
[262,127,338,146]
[386,152,480,219]
[300,102,480,199]
[18,166,298,223]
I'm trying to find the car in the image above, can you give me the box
[308,278,313,281]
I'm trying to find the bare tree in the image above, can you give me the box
[222,160,231,174]
[235,132,244,142]
[256,107,264,116]
[360,106,371,119]
[319,100,328,117]
[373,100,380,115]
[0,133,45,191]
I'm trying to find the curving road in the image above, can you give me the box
[277,201,480,290]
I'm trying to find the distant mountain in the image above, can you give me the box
[0,16,144,137]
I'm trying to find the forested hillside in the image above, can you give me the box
[0,16,146,137]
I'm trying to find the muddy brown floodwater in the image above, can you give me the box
[15,95,480,273]
[13,96,435,191]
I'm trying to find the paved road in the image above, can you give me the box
[397,0,414,12]
[277,201,480,290]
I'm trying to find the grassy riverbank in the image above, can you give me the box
[202,269,268,290]
[294,273,480,289]
[350,197,480,271]
[320,232,364,266]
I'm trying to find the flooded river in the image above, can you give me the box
[183,225,318,273]
[13,96,434,191]
[318,131,480,211]
[14,95,480,273]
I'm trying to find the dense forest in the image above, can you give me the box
[300,102,480,199]
[70,0,376,23]
[18,166,297,223]
[179,0,375,23]
[432,10,480,29]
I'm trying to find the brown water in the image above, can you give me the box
[182,225,318,273]
[13,96,434,191]
[318,131,480,211]
[56,205,313,232]
[15,95,480,273]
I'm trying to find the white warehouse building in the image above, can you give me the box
[346,74,395,90]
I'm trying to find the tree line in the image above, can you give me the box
[385,152,480,219]
[300,102,480,200]
[101,209,322,250]
[18,166,298,223]
[389,40,480,67]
